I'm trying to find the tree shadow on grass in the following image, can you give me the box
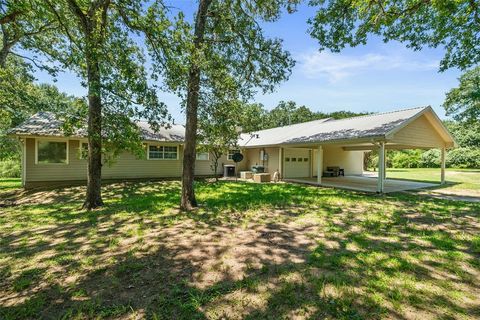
[1,181,480,319]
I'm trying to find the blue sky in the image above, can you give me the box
[33,1,461,123]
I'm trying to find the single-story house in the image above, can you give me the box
[8,106,456,192]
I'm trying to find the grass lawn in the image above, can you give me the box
[0,178,21,192]
[1,180,479,319]
[385,168,480,194]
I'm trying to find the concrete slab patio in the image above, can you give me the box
[285,175,438,193]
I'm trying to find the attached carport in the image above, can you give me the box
[333,106,456,193]
[239,106,456,193]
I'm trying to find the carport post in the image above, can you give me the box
[377,142,385,193]
[441,147,446,185]
[317,145,323,185]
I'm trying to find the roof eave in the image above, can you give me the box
[241,135,388,148]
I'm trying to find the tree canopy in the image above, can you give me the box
[239,100,370,132]
[443,67,480,123]
[309,0,480,71]
[0,0,58,70]
[0,55,85,160]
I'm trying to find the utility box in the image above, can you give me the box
[240,171,253,179]
[253,173,271,183]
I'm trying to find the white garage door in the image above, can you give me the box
[284,148,310,178]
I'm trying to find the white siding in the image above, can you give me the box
[390,114,446,148]
[313,146,363,176]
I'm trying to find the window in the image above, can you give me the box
[304,158,308,162]
[148,145,178,160]
[79,142,88,160]
[291,157,297,162]
[298,158,303,162]
[37,140,68,164]
[285,157,290,162]
[228,149,240,160]
[196,152,209,160]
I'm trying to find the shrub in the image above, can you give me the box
[391,150,422,168]
[364,151,378,170]
[421,149,441,168]
[446,147,480,168]
[0,160,21,178]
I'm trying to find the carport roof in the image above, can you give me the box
[238,106,455,147]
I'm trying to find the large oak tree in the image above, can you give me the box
[38,0,170,209]
[147,0,297,210]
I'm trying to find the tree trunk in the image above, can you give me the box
[82,45,104,210]
[212,151,220,182]
[0,39,13,68]
[0,47,9,68]
[180,0,212,210]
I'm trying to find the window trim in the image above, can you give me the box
[227,149,240,161]
[146,143,179,160]
[35,138,69,165]
[196,152,209,161]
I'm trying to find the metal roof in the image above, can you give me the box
[10,106,451,146]
[239,106,430,147]
[8,112,186,142]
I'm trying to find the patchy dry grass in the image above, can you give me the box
[0,180,479,319]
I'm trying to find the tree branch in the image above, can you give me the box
[0,10,24,25]
[43,0,83,51]
[65,0,89,33]
[10,51,47,69]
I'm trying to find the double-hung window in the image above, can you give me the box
[148,145,178,160]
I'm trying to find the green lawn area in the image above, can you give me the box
[386,168,480,192]
[0,178,21,191]
[1,180,479,319]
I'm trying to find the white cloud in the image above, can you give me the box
[298,50,439,82]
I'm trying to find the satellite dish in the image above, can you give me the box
[232,152,243,163]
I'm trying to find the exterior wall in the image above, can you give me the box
[24,137,247,186]
[390,114,446,148]
[244,147,280,174]
[312,146,364,176]
[25,138,87,182]
[242,146,362,179]
[194,153,238,176]
[102,144,183,179]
